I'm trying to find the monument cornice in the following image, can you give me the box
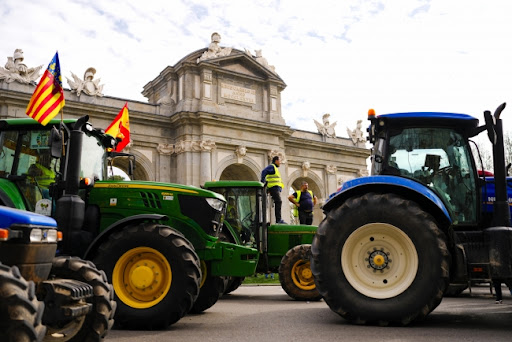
[285,135,370,158]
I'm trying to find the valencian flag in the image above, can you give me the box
[26,52,65,125]
[105,103,130,152]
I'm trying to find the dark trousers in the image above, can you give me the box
[298,211,313,225]
[493,281,503,301]
[269,186,282,222]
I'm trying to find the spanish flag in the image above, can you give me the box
[105,103,130,152]
[26,52,65,126]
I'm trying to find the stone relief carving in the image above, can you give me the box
[0,49,42,84]
[67,67,104,97]
[235,145,247,163]
[174,140,216,155]
[347,120,366,147]
[197,32,232,63]
[314,113,337,138]
[326,165,337,174]
[157,143,174,155]
[268,150,286,164]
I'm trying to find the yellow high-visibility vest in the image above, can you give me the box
[292,190,313,217]
[266,164,283,189]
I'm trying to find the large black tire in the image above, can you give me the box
[92,222,200,329]
[279,244,321,301]
[46,256,116,341]
[224,277,244,295]
[311,193,450,325]
[444,283,468,297]
[0,263,46,342]
[190,261,227,313]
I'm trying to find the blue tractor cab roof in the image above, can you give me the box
[375,112,479,129]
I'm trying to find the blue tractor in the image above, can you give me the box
[0,206,115,341]
[311,103,512,325]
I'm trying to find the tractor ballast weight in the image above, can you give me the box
[311,104,512,325]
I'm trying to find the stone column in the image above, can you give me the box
[325,165,338,197]
[198,140,216,185]
[157,143,174,183]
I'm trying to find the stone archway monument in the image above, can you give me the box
[0,36,369,224]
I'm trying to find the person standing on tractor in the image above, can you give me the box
[261,155,286,224]
[288,181,317,225]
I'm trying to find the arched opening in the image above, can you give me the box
[288,177,323,225]
[109,158,149,181]
[219,163,258,181]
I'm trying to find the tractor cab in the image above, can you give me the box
[203,181,266,248]
[368,112,481,225]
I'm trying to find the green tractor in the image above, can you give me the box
[0,116,258,329]
[0,205,116,341]
[203,180,321,301]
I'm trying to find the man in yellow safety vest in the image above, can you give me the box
[288,181,317,225]
[260,155,286,224]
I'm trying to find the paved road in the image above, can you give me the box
[108,284,512,342]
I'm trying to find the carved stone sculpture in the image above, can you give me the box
[314,113,337,138]
[197,32,232,63]
[235,145,247,163]
[302,161,311,177]
[0,49,42,84]
[268,150,286,164]
[326,165,337,174]
[67,67,104,97]
[347,120,366,147]
[157,143,174,155]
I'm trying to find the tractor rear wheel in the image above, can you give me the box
[279,244,321,301]
[0,263,45,342]
[190,261,227,313]
[311,193,449,325]
[93,222,200,329]
[46,256,116,341]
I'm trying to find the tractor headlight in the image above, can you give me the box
[30,229,43,242]
[46,229,58,242]
[206,197,225,212]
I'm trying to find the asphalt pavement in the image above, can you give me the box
[107,284,512,342]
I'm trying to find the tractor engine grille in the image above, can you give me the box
[139,191,162,209]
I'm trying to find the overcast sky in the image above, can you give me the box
[1,0,512,138]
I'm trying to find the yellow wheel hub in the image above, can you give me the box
[113,247,172,309]
[291,259,316,291]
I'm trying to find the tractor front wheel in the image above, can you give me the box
[311,193,449,325]
[279,244,321,301]
[0,263,45,342]
[93,222,200,329]
[46,256,116,341]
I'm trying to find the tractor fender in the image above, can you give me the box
[323,175,452,228]
[83,214,168,259]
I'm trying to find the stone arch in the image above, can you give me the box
[112,149,153,181]
[215,156,260,181]
[286,168,325,225]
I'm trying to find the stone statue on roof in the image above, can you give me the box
[197,32,232,63]
[347,120,366,147]
[67,67,104,97]
[0,49,42,84]
[314,113,337,138]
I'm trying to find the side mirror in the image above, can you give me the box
[49,126,63,158]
